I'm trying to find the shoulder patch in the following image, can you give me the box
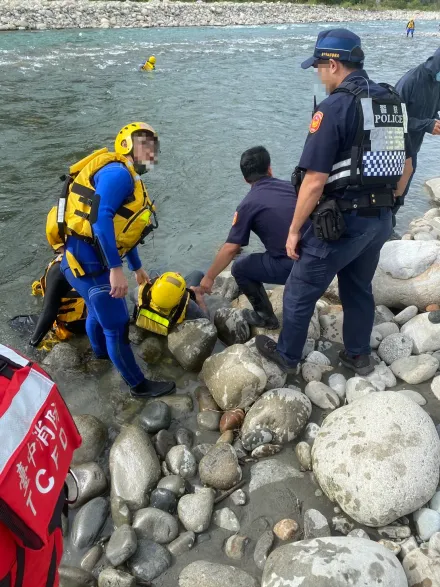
[309,111,324,134]
[232,211,238,226]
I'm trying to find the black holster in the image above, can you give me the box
[312,199,346,241]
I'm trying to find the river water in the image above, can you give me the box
[0,21,439,350]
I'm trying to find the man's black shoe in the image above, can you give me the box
[131,378,176,398]
[339,350,374,376]
[255,335,298,374]
[242,309,279,330]
[428,310,440,324]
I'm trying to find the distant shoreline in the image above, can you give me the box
[1,1,440,32]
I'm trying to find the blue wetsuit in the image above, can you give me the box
[61,162,145,387]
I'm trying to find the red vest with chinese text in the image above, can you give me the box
[0,344,81,549]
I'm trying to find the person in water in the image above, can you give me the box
[48,122,175,399]
[141,55,156,71]
[406,19,415,37]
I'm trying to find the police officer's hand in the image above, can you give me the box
[134,267,150,286]
[110,267,129,298]
[286,231,301,261]
[200,275,214,294]
[433,120,440,136]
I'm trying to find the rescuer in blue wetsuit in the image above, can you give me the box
[255,29,413,376]
[199,146,296,328]
[56,122,175,398]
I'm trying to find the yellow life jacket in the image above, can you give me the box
[49,148,157,273]
[135,281,190,336]
[407,20,414,28]
[31,256,87,338]
[143,62,155,71]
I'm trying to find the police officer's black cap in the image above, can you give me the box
[301,28,365,69]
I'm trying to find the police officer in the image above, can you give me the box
[200,146,296,328]
[256,29,413,376]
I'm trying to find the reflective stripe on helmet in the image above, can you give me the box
[0,367,53,476]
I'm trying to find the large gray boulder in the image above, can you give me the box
[372,240,440,310]
[168,319,217,371]
[390,354,439,384]
[212,270,240,301]
[262,537,407,587]
[401,312,440,354]
[110,425,161,511]
[312,392,440,526]
[179,561,258,587]
[127,538,171,582]
[201,344,267,410]
[241,388,311,445]
[426,177,440,204]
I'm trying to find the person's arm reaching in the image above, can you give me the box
[200,243,241,293]
[286,171,328,260]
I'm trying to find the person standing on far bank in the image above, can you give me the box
[255,29,412,376]
[394,49,440,209]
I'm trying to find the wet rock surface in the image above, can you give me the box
[177,488,215,533]
[127,538,172,582]
[137,400,171,433]
[105,524,137,566]
[133,507,179,544]
[110,425,161,511]
[72,415,108,465]
[71,497,108,549]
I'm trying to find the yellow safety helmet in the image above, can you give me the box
[148,55,156,64]
[150,272,187,312]
[114,122,158,156]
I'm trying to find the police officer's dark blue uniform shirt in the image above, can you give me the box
[299,70,411,200]
[226,177,296,257]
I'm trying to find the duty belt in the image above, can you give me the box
[336,192,395,212]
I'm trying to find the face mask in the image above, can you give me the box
[436,72,440,82]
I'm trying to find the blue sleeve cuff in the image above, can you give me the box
[126,247,142,272]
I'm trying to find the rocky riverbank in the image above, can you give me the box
[37,199,440,586]
[1,0,440,32]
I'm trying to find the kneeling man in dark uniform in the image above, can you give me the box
[200,146,296,328]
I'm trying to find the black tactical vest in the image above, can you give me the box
[324,80,407,195]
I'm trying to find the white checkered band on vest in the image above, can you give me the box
[362,150,406,177]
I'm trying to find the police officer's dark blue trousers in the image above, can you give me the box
[231,252,294,290]
[62,267,145,388]
[277,209,392,366]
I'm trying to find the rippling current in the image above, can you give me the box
[0,21,439,347]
